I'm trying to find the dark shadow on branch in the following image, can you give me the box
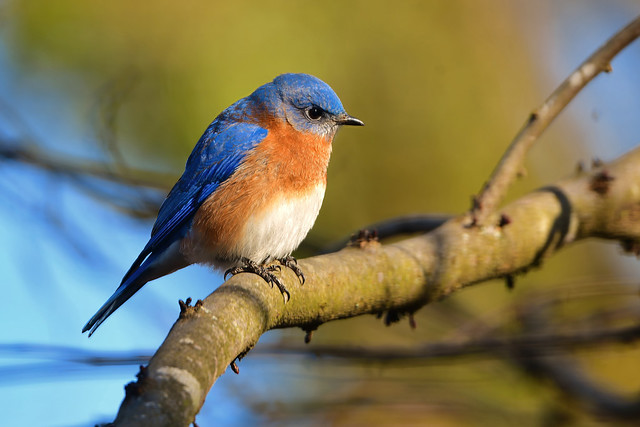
[532,186,573,267]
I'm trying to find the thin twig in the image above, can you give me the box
[258,323,640,362]
[0,319,637,376]
[471,15,640,225]
[314,214,452,254]
[513,304,640,420]
[0,139,174,190]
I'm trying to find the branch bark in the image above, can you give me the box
[112,145,640,426]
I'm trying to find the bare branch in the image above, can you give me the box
[111,144,640,426]
[512,303,640,421]
[471,15,640,225]
[0,140,173,191]
[315,214,452,254]
[518,354,640,420]
[261,324,640,363]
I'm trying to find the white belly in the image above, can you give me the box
[235,182,326,263]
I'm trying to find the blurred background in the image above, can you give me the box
[1,0,640,425]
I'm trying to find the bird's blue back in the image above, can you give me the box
[123,99,267,282]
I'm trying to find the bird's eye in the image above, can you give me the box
[305,106,324,121]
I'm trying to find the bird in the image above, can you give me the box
[83,73,363,336]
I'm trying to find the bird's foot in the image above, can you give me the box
[224,258,290,303]
[277,255,305,285]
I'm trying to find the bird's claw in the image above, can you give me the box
[224,258,290,303]
[278,255,306,284]
[259,269,290,303]
[267,264,281,273]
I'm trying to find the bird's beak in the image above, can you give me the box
[335,113,364,126]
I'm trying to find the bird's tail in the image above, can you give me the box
[82,261,152,337]
[82,243,188,336]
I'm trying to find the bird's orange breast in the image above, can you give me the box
[184,119,332,264]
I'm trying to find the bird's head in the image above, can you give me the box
[250,73,363,138]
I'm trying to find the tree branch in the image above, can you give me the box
[0,139,174,191]
[111,145,640,426]
[471,15,640,225]
[260,324,640,363]
[511,303,640,421]
[315,214,452,254]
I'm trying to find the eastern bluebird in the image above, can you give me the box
[83,73,363,336]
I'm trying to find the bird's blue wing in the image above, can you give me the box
[122,120,268,282]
